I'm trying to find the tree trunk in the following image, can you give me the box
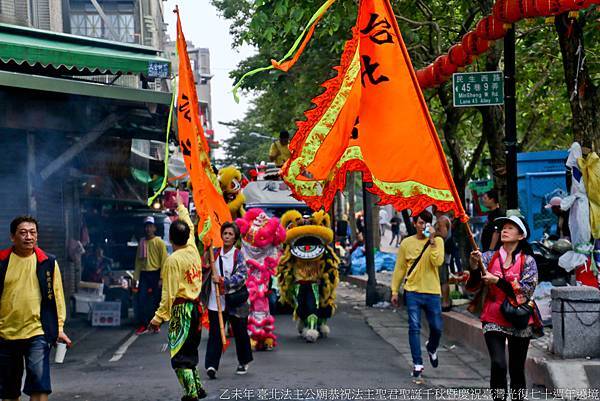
[555,13,600,151]
[372,202,381,250]
[347,172,358,243]
[437,86,466,205]
[479,41,507,207]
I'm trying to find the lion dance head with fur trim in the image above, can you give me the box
[218,165,246,219]
[277,210,339,343]
[236,208,285,351]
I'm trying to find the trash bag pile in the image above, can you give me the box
[350,247,397,275]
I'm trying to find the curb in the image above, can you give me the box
[340,275,586,392]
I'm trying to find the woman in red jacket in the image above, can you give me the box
[468,215,543,401]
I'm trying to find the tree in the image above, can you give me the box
[213,0,599,206]
[555,12,600,150]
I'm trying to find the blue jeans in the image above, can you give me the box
[0,335,52,398]
[405,291,443,365]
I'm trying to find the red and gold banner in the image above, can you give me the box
[175,8,232,247]
[280,0,467,221]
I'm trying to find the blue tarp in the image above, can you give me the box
[350,247,397,275]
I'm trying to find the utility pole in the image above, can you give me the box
[363,180,378,306]
[504,27,518,210]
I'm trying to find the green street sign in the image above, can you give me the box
[452,71,504,107]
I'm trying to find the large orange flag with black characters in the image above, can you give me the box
[273,0,467,221]
[175,8,232,247]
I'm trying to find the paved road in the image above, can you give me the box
[51,301,419,401]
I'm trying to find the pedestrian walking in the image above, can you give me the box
[390,210,444,379]
[389,212,401,247]
[378,208,389,237]
[467,215,543,401]
[433,208,453,311]
[0,216,72,401]
[480,189,505,252]
[202,222,253,379]
[149,196,207,401]
[134,216,168,334]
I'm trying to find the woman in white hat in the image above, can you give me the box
[467,215,543,401]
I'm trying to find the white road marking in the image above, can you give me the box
[108,333,139,362]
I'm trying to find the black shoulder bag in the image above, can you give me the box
[219,252,249,310]
[402,241,430,305]
[499,254,533,330]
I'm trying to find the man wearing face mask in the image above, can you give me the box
[390,210,445,380]
[0,216,71,401]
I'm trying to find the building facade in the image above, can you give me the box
[0,0,171,298]
[0,0,167,48]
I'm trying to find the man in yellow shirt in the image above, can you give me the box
[0,216,71,401]
[149,195,206,400]
[268,130,291,168]
[390,210,444,380]
[134,216,168,334]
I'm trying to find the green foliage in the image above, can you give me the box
[213,0,599,176]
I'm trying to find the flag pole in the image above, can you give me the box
[464,223,487,274]
[208,245,227,350]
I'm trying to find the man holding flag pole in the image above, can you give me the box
[146,6,234,399]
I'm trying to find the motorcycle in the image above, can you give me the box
[530,237,573,285]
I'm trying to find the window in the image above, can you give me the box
[69,1,137,43]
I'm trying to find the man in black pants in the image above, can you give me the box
[149,200,206,401]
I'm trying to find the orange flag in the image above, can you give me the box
[281,0,467,221]
[175,8,232,247]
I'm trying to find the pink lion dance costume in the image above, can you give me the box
[236,209,286,351]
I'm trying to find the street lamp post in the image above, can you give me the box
[504,27,518,210]
[363,180,379,306]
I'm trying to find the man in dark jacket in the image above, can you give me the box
[0,216,71,401]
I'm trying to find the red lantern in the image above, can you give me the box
[462,31,479,56]
[475,37,490,55]
[434,56,448,77]
[432,59,448,86]
[442,56,458,76]
[448,44,469,67]
[416,68,434,89]
[476,15,507,41]
[535,0,562,16]
[493,0,523,23]
[559,0,586,11]
[521,0,541,18]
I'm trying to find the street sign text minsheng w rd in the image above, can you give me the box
[452,71,504,107]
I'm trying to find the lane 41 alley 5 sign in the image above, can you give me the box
[452,71,504,107]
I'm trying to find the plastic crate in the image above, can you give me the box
[90,301,121,327]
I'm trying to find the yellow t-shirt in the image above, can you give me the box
[153,204,202,324]
[391,236,445,296]
[269,141,291,167]
[134,236,168,280]
[0,253,66,340]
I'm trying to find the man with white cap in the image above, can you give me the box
[544,196,570,240]
[134,216,168,334]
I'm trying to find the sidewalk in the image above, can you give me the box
[337,282,490,389]
[342,268,600,394]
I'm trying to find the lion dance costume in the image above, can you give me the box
[218,165,246,218]
[236,208,286,350]
[277,210,340,343]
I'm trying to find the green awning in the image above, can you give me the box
[0,23,170,76]
[0,70,172,104]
